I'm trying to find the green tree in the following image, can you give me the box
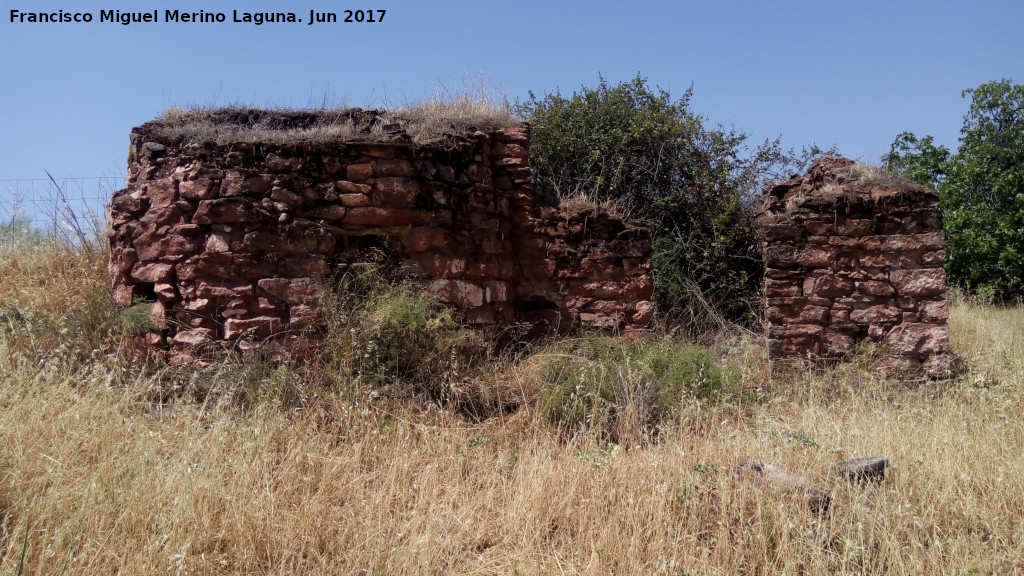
[885,79,1024,302]
[516,75,806,329]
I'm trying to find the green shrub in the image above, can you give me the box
[538,336,736,439]
[517,75,811,332]
[315,265,483,402]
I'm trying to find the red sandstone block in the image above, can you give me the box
[883,323,949,356]
[857,236,884,251]
[506,167,532,183]
[339,193,370,207]
[922,354,951,377]
[830,308,851,323]
[307,206,347,221]
[192,279,254,300]
[131,262,174,283]
[805,221,833,236]
[343,207,420,227]
[142,180,178,208]
[781,337,819,357]
[856,280,895,296]
[223,316,284,340]
[265,153,302,173]
[580,312,623,330]
[358,146,399,159]
[193,199,263,224]
[412,254,467,277]
[178,297,213,312]
[374,158,414,177]
[219,171,245,196]
[463,307,496,325]
[850,305,901,324]
[765,278,801,298]
[271,187,303,206]
[495,156,527,168]
[323,156,342,175]
[836,219,873,236]
[492,142,529,159]
[425,279,485,308]
[918,299,949,322]
[883,232,944,252]
[205,232,231,253]
[890,269,945,297]
[111,248,138,275]
[630,301,655,327]
[258,277,325,304]
[799,305,830,325]
[346,163,374,182]
[179,178,216,201]
[483,281,508,303]
[139,203,190,228]
[921,250,945,266]
[796,247,836,269]
[821,330,855,356]
[404,227,449,252]
[495,125,529,144]
[137,234,203,262]
[336,180,373,195]
[583,300,624,315]
[780,324,825,338]
[858,254,889,267]
[373,178,420,206]
[803,273,854,298]
[172,328,214,347]
[154,283,177,302]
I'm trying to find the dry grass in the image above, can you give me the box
[842,163,925,192]
[2,243,1023,575]
[155,87,519,147]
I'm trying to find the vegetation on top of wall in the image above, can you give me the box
[841,162,928,192]
[153,95,520,147]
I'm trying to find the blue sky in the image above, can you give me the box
[1,0,1022,185]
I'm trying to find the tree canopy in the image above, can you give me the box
[885,79,1024,303]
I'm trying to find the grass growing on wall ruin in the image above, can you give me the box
[155,90,520,147]
[1,241,1023,575]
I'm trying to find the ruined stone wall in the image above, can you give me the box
[758,157,950,376]
[108,110,652,354]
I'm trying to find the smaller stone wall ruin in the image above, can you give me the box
[758,157,950,376]
[107,109,653,356]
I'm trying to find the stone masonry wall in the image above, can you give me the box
[758,157,950,376]
[108,110,653,355]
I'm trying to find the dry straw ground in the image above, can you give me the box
[1,240,1022,575]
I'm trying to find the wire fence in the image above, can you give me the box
[0,175,123,245]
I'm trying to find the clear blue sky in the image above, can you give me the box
[2,0,1022,183]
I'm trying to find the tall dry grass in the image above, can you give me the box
[1,242,1022,575]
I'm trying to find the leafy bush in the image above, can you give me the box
[516,75,809,331]
[538,335,736,440]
